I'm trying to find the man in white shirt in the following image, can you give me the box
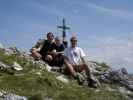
[64,36,97,87]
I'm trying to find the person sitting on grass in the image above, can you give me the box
[31,32,56,66]
[31,32,65,67]
[50,36,65,67]
[64,36,97,87]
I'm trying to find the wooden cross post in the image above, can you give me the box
[58,18,70,47]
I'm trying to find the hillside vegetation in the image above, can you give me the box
[0,48,129,100]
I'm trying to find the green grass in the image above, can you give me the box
[0,72,127,100]
[0,48,127,100]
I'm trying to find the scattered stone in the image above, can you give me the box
[4,47,21,56]
[88,61,99,69]
[99,67,133,92]
[35,71,42,76]
[95,89,100,92]
[3,93,27,100]
[119,87,131,94]
[45,64,52,72]
[0,61,18,74]
[56,75,69,83]
[106,86,116,92]
[0,61,10,70]
[0,91,27,100]
[127,85,133,91]
[119,86,133,99]
[30,60,47,70]
[12,62,23,71]
[0,91,3,97]
[121,68,128,75]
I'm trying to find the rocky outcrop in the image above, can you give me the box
[100,67,133,92]
[0,46,133,99]
[0,91,27,100]
[1,47,133,89]
[4,47,21,55]
[0,61,10,70]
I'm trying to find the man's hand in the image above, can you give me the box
[45,55,53,61]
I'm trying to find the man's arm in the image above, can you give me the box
[79,48,89,65]
[81,56,88,65]
[47,50,64,56]
[53,44,65,54]
[30,39,45,52]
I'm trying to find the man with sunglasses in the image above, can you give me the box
[64,36,97,87]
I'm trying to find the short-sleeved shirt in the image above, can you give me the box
[54,44,65,52]
[64,47,86,65]
[39,40,56,55]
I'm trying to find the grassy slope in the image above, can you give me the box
[0,49,127,100]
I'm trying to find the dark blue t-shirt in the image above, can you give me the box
[39,40,55,55]
[54,44,65,52]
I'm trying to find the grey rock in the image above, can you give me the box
[4,47,20,55]
[13,50,47,70]
[86,61,102,75]
[19,52,33,61]
[121,68,128,75]
[56,75,69,83]
[100,67,133,91]
[0,91,27,100]
[105,86,116,92]
[119,87,133,100]
[0,90,7,99]
[12,62,23,71]
[0,91,4,97]
[0,61,10,70]
[3,93,27,100]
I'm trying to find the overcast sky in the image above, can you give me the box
[0,0,133,73]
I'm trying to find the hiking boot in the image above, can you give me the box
[76,73,85,85]
[88,78,98,88]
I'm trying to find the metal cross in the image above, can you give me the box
[57,18,70,41]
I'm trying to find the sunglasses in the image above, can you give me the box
[71,40,77,42]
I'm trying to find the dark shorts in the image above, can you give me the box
[40,53,65,67]
[51,54,65,67]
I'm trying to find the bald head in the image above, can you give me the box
[55,36,62,46]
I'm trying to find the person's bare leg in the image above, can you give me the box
[64,59,77,78]
[31,50,42,60]
[84,64,92,79]
[84,64,98,87]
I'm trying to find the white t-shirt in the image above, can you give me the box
[64,47,86,65]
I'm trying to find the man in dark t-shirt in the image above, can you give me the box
[54,36,65,52]
[39,39,55,58]
[50,37,65,67]
[31,32,55,63]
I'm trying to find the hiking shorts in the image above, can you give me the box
[51,54,65,67]
[72,64,88,72]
